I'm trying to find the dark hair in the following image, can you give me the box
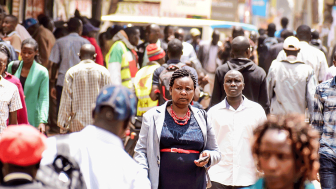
[4,15,18,25]
[21,38,41,64]
[167,39,183,57]
[280,29,294,40]
[281,17,289,28]
[267,23,276,37]
[124,27,139,37]
[106,25,123,40]
[296,25,311,41]
[67,17,82,33]
[38,15,52,28]
[164,25,172,34]
[169,69,197,90]
[252,114,320,187]
[232,26,245,39]
[0,44,10,64]
[53,27,68,39]
[311,29,319,40]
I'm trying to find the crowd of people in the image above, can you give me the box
[0,6,335,189]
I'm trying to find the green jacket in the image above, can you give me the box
[8,60,49,127]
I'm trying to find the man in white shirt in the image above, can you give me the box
[208,70,266,188]
[41,85,151,189]
[276,25,328,83]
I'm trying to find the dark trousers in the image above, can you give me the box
[320,153,336,189]
[56,85,63,117]
[209,181,248,189]
[48,82,60,134]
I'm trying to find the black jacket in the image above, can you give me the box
[210,58,269,114]
[262,42,283,74]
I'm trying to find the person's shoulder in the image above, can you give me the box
[253,64,266,75]
[216,63,229,73]
[245,98,265,112]
[207,102,224,114]
[317,78,334,90]
[1,77,16,89]
[34,62,49,75]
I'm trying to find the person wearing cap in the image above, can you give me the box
[2,15,21,56]
[106,26,140,89]
[42,85,151,188]
[187,28,201,53]
[49,17,90,118]
[82,22,104,66]
[277,25,328,83]
[24,18,55,69]
[57,44,111,133]
[134,44,165,116]
[267,36,316,116]
[0,125,53,188]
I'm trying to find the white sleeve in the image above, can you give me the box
[131,169,151,189]
[108,62,122,85]
[41,137,58,166]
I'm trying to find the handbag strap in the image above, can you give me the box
[11,60,21,75]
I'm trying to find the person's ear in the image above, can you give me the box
[169,86,173,95]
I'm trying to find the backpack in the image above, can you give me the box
[158,62,185,105]
[36,135,87,189]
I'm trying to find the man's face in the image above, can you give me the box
[129,29,140,47]
[223,72,244,97]
[2,17,16,34]
[258,129,296,189]
[0,53,7,75]
[165,28,174,41]
[212,34,220,45]
[148,28,158,44]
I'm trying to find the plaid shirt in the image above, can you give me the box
[312,76,336,157]
[58,59,112,132]
[0,76,22,133]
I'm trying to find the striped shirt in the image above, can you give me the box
[49,33,90,87]
[312,76,336,158]
[0,76,22,133]
[57,59,112,132]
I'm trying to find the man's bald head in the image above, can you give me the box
[212,30,220,45]
[231,36,250,58]
[80,44,96,60]
[174,28,185,42]
[232,26,245,39]
[296,25,311,42]
[225,70,244,82]
[146,24,161,43]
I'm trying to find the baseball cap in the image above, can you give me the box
[94,85,137,121]
[283,36,300,51]
[23,18,38,29]
[147,44,165,62]
[0,125,47,166]
[82,22,99,36]
[190,28,201,37]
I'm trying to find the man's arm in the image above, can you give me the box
[150,67,161,101]
[307,71,318,118]
[50,62,59,99]
[311,86,324,138]
[8,111,17,125]
[258,71,270,114]
[57,72,73,128]
[150,84,159,101]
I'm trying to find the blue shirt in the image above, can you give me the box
[49,33,90,86]
[312,76,336,158]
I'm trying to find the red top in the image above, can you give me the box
[5,72,29,125]
[82,36,105,67]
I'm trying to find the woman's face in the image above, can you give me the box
[258,129,296,189]
[21,44,37,63]
[170,76,195,106]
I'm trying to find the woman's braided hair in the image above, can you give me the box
[169,69,197,90]
[252,114,320,187]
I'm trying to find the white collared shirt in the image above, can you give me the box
[0,75,22,132]
[207,97,266,186]
[41,125,151,189]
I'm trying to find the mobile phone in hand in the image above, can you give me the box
[196,156,209,163]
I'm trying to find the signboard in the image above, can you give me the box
[160,0,212,18]
[252,0,268,17]
[25,0,45,18]
[115,2,160,17]
[211,0,238,21]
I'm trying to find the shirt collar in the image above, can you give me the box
[4,173,33,182]
[7,31,18,37]
[223,96,247,111]
[81,125,124,148]
[69,32,80,37]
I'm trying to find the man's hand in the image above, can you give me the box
[51,87,57,99]
[38,123,46,134]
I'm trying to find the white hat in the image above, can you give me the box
[283,36,300,51]
[190,28,201,37]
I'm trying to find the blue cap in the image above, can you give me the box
[23,18,38,29]
[94,85,137,120]
[82,22,99,35]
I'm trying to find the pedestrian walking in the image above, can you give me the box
[211,36,269,113]
[135,69,221,189]
[137,24,161,67]
[246,114,319,189]
[2,15,21,56]
[187,28,202,53]
[82,22,104,66]
[42,85,151,189]
[57,44,111,132]
[207,70,266,189]
[267,36,316,116]
[0,125,55,189]
[7,38,49,133]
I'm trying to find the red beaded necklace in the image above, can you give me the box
[170,105,191,126]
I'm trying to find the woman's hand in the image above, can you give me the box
[194,151,210,167]
[38,123,46,134]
